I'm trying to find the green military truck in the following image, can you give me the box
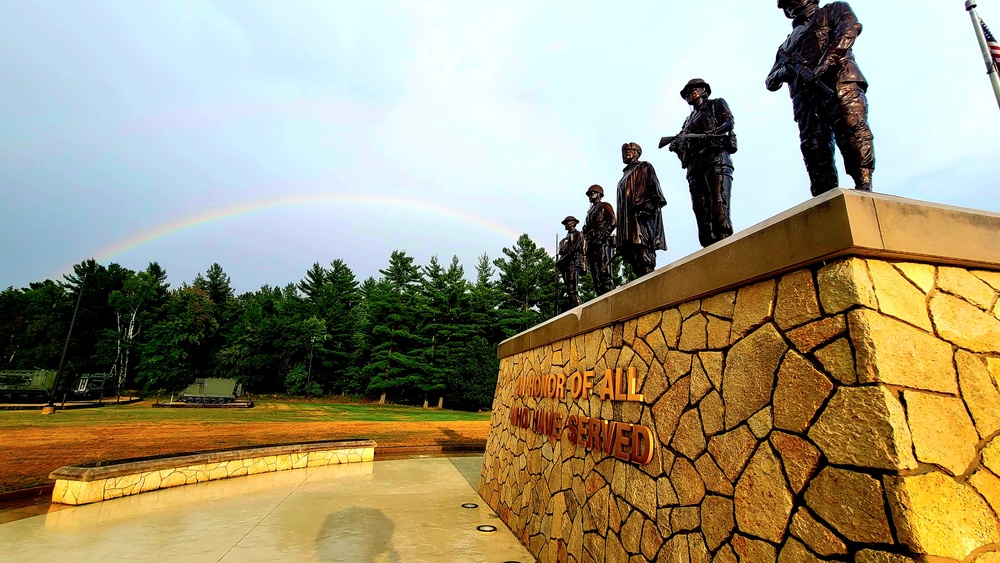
[179,378,244,404]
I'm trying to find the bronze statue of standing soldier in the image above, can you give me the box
[582,185,616,296]
[664,79,736,247]
[556,215,585,309]
[766,0,874,196]
[616,142,667,277]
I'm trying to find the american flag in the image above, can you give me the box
[982,17,1000,73]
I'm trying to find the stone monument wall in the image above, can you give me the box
[479,191,1000,562]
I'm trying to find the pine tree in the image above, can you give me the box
[493,234,560,335]
[362,250,427,404]
[417,255,477,408]
[192,263,237,376]
[322,259,359,392]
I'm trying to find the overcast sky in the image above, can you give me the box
[2,1,998,293]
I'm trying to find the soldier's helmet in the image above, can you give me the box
[621,142,642,157]
[562,216,579,226]
[777,0,817,9]
[585,185,604,197]
[680,78,712,99]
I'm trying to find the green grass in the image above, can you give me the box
[0,399,492,429]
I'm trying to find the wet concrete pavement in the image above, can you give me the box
[0,455,532,562]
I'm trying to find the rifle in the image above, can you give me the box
[775,49,836,96]
[658,133,729,150]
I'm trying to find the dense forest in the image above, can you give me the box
[1,235,637,410]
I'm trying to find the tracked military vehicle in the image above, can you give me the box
[0,370,57,402]
[179,378,243,404]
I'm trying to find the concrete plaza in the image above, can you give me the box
[0,455,531,562]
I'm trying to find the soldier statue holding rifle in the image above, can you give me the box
[582,184,616,296]
[765,0,874,196]
[556,215,585,309]
[660,78,736,248]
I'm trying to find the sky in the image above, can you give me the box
[1,1,998,293]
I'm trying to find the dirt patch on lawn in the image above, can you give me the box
[0,420,490,493]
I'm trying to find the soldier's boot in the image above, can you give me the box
[801,137,839,197]
[711,170,734,241]
[853,168,873,191]
[844,133,874,192]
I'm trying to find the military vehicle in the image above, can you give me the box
[72,373,117,400]
[0,370,58,403]
[0,370,119,403]
[179,378,243,404]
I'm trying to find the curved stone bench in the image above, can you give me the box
[49,439,375,506]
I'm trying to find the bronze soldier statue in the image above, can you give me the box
[765,0,874,196]
[616,142,667,277]
[666,79,736,248]
[556,215,585,309]
[582,185,616,296]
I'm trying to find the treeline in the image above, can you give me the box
[0,234,625,410]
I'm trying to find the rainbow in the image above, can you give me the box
[80,193,523,270]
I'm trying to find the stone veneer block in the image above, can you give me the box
[938,266,997,310]
[702,291,736,318]
[785,314,846,353]
[804,467,893,544]
[956,351,1000,438]
[790,507,848,556]
[814,337,857,384]
[734,443,793,543]
[867,259,933,331]
[895,262,936,293]
[809,386,918,471]
[779,539,823,563]
[731,279,776,339]
[975,269,1000,292]
[902,390,979,476]
[708,425,757,483]
[774,269,822,330]
[984,437,1000,476]
[970,469,1000,518]
[930,291,1000,354]
[722,323,786,429]
[855,550,919,563]
[51,440,376,505]
[850,308,959,393]
[886,472,1000,560]
[770,431,820,494]
[773,350,833,433]
[817,257,877,314]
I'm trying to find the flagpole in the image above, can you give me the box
[966,0,1000,111]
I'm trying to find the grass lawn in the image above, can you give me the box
[0,399,492,493]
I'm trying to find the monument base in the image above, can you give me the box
[480,190,1000,561]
